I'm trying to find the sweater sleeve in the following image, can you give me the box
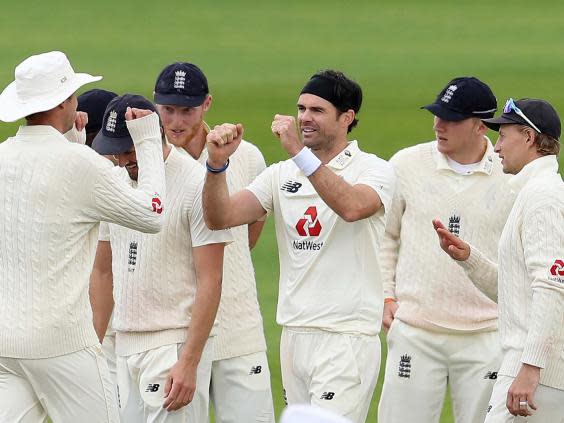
[379,156,405,299]
[89,112,166,233]
[457,244,499,302]
[520,201,564,368]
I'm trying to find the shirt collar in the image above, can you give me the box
[508,155,560,190]
[326,140,360,170]
[16,125,66,141]
[434,136,495,175]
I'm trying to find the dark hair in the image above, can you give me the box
[311,70,363,133]
[518,125,560,156]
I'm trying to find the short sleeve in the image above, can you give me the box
[356,157,396,213]
[98,221,110,241]
[245,163,276,215]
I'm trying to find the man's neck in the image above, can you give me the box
[446,136,487,165]
[179,124,207,160]
[312,138,349,164]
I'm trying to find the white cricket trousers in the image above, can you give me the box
[210,351,275,423]
[102,333,119,408]
[116,339,213,423]
[378,319,502,423]
[484,374,564,423]
[280,327,380,423]
[0,345,119,423]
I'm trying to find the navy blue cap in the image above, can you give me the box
[483,98,561,140]
[153,62,208,107]
[77,89,118,134]
[422,77,497,121]
[92,94,158,155]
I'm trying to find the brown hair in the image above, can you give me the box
[518,125,560,156]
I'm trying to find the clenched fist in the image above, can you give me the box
[271,114,303,157]
[206,123,244,168]
[125,107,154,121]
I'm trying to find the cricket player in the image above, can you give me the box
[79,87,120,405]
[78,88,118,147]
[378,77,515,423]
[434,98,564,422]
[0,51,165,422]
[153,62,274,423]
[90,93,231,422]
[202,69,396,423]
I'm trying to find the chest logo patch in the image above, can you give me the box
[295,206,322,237]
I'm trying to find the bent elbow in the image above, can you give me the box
[138,214,165,234]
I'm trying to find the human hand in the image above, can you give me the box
[382,300,398,333]
[162,358,198,412]
[74,111,88,132]
[506,364,539,416]
[432,219,470,261]
[206,123,244,168]
[125,107,153,121]
[271,114,303,157]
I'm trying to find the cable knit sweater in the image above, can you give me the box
[380,140,515,332]
[0,114,165,358]
[191,140,268,360]
[460,155,564,389]
[102,147,232,356]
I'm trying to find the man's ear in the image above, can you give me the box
[340,109,355,127]
[203,95,213,112]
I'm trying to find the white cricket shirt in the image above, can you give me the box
[247,141,396,335]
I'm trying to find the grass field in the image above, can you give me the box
[1,1,563,421]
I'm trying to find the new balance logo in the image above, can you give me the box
[448,214,461,237]
[281,180,302,193]
[320,392,335,400]
[249,365,262,375]
[398,354,411,378]
[484,371,498,380]
[174,70,187,89]
[106,110,117,132]
[145,383,160,392]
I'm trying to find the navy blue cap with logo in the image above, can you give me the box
[92,93,158,155]
[483,98,561,140]
[422,76,497,122]
[77,89,118,135]
[153,62,209,107]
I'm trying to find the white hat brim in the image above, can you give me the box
[0,72,102,122]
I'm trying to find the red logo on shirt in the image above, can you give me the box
[296,206,322,237]
[550,259,564,276]
[151,196,163,214]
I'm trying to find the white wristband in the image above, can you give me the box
[292,147,322,176]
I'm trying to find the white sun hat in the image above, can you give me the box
[280,404,353,423]
[0,51,102,122]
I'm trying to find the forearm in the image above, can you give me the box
[458,245,498,301]
[89,270,114,342]
[202,172,232,229]
[92,113,166,233]
[308,165,381,222]
[180,275,222,365]
[248,220,265,250]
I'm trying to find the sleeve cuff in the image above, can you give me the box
[126,113,160,144]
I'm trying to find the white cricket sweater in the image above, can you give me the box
[380,140,515,332]
[196,141,269,360]
[460,155,564,389]
[0,114,166,358]
[102,147,232,356]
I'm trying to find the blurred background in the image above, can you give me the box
[1,1,563,421]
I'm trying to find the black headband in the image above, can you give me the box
[300,75,340,108]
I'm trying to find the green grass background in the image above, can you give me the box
[1,1,563,421]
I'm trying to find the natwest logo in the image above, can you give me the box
[550,259,564,277]
[151,196,163,214]
[295,206,322,236]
